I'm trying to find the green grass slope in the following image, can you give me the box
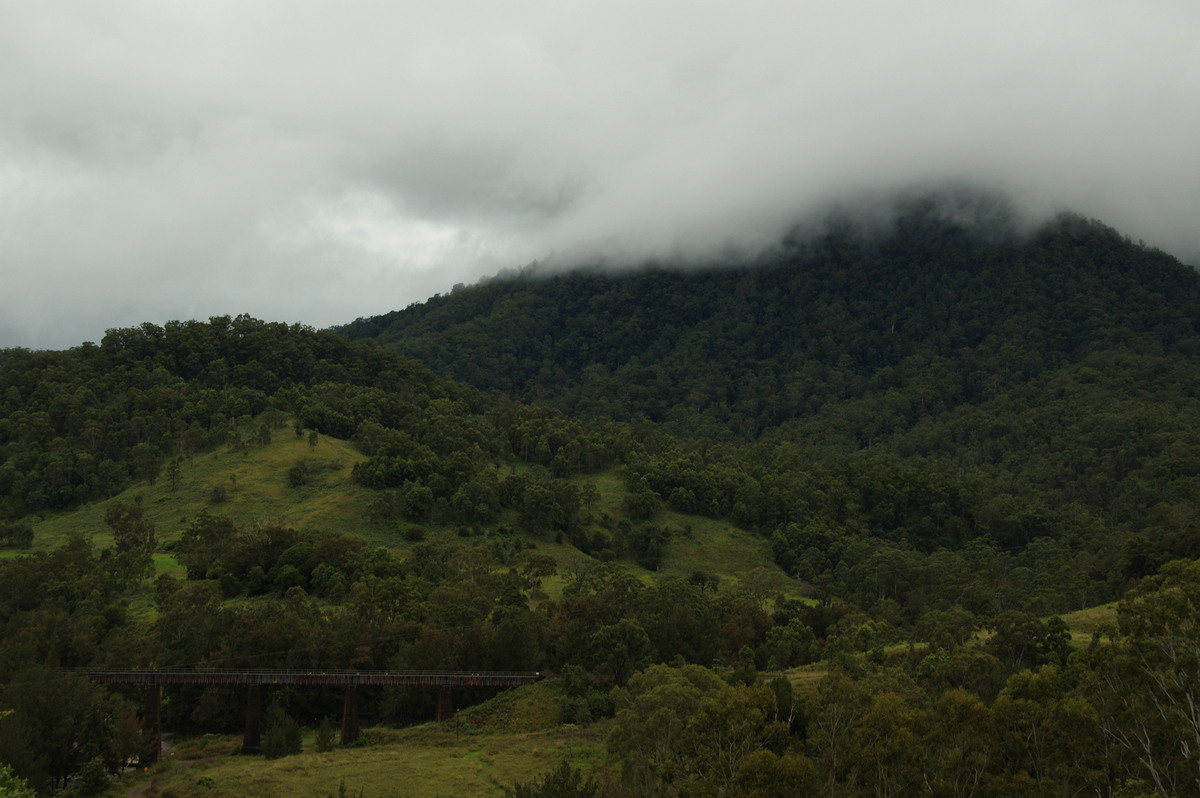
[122,681,612,798]
[30,430,372,551]
[24,422,800,602]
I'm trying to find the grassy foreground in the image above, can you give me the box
[120,682,613,798]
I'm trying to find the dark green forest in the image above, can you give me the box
[2,200,1199,796]
[345,206,1200,603]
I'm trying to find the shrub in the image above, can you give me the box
[315,717,336,753]
[288,460,311,487]
[557,696,591,726]
[218,572,244,598]
[0,522,33,549]
[75,756,110,796]
[505,760,596,798]
[261,703,302,760]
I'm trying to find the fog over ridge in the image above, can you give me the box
[2,0,1198,348]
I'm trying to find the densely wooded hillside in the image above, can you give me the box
[341,204,1200,443]
[343,203,1200,587]
[2,196,1200,796]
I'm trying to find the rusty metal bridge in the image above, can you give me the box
[86,669,545,762]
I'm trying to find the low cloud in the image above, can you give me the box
[2,0,1198,348]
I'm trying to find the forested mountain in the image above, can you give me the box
[2,197,1200,795]
[340,204,1200,444]
[341,201,1200,585]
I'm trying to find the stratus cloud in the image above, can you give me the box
[1,0,1198,348]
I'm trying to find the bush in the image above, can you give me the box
[262,724,299,760]
[218,572,244,598]
[0,764,34,797]
[315,717,336,753]
[273,564,305,594]
[0,522,33,549]
[505,760,596,798]
[75,756,110,796]
[557,696,591,726]
[311,564,348,598]
[288,460,311,487]
[246,565,267,594]
[261,703,302,760]
[586,692,615,719]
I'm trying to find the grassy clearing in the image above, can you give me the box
[131,726,610,798]
[31,431,375,550]
[657,511,805,599]
[153,553,185,577]
[124,592,160,626]
[781,663,829,697]
[122,682,614,798]
[1060,602,1119,647]
[522,540,602,603]
[1060,602,1118,636]
[571,470,806,600]
[585,472,627,518]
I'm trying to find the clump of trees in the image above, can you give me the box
[0,522,32,549]
[582,560,1200,797]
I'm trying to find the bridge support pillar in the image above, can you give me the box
[243,684,262,754]
[436,686,453,722]
[140,684,162,765]
[340,685,359,744]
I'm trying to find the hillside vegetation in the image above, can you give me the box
[345,203,1200,611]
[344,202,1200,443]
[1,196,1199,796]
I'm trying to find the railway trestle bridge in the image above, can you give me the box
[85,669,545,762]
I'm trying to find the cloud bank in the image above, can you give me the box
[2,0,1198,348]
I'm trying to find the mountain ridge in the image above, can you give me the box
[339,209,1200,442]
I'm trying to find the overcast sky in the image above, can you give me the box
[3,1,1199,349]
